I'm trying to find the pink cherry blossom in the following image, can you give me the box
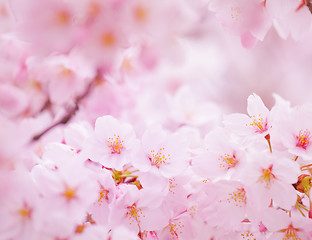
[83,115,139,171]
[243,151,300,210]
[192,127,247,180]
[209,0,271,48]
[278,105,312,160]
[133,124,189,178]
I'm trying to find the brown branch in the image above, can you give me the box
[31,70,103,142]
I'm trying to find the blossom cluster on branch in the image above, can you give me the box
[1,0,312,240]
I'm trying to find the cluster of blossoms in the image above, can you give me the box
[2,0,312,240]
[4,92,312,240]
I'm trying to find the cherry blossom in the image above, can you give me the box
[83,115,138,171]
[2,1,312,239]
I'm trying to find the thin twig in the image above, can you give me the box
[31,70,103,142]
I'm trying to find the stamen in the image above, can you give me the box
[107,134,124,154]
[259,165,275,188]
[296,129,311,150]
[240,231,256,240]
[63,187,76,201]
[149,148,170,168]
[56,11,70,25]
[247,114,268,133]
[279,224,302,240]
[226,188,247,208]
[134,6,147,21]
[18,204,32,221]
[218,153,238,169]
[169,220,184,239]
[127,203,145,225]
[98,186,109,206]
[101,32,116,47]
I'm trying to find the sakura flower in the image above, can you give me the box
[192,127,247,180]
[0,171,40,240]
[158,211,195,240]
[109,184,169,233]
[0,0,15,33]
[243,151,300,210]
[77,9,127,70]
[224,93,273,150]
[200,180,256,231]
[266,0,312,40]
[133,124,189,178]
[10,0,79,54]
[83,115,139,171]
[261,208,312,240]
[31,144,98,227]
[278,105,312,160]
[87,167,116,226]
[209,0,271,48]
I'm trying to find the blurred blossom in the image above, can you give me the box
[2,1,312,239]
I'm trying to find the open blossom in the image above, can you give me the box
[192,127,247,180]
[0,171,40,240]
[261,208,312,240]
[266,0,312,40]
[83,115,139,171]
[242,151,300,210]
[31,143,99,237]
[224,93,272,137]
[10,0,79,54]
[133,124,189,178]
[278,105,312,160]
[209,0,271,48]
[87,167,116,226]
[200,180,255,231]
[109,184,169,233]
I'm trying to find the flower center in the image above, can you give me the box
[18,205,32,221]
[259,165,275,188]
[226,188,247,208]
[169,220,184,239]
[240,231,256,240]
[169,178,177,194]
[63,187,76,201]
[149,147,170,168]
[107,134,124,154]
[101,32,116,47]
[248,114,268,133]
[218,153,238,169]
[296,129,311,150]
[230,6,240,21]
[134,6,147,22]
[279,224,302,240]
[127,203,144,225]
[56,11,70,25]
[98,186,109,206]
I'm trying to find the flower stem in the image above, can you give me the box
[265,134,272,153]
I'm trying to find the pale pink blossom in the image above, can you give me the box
[209,0,271,48]
[192,127,247,180]
[84,115,139,171]
[243,151,300,210]
[109,184,169,233]
[10,0,79,54]
[0,171,40,240]
[278,105,312,160]
[266,0,312,40]
[261,208,312,240]
[133,124,189,178]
